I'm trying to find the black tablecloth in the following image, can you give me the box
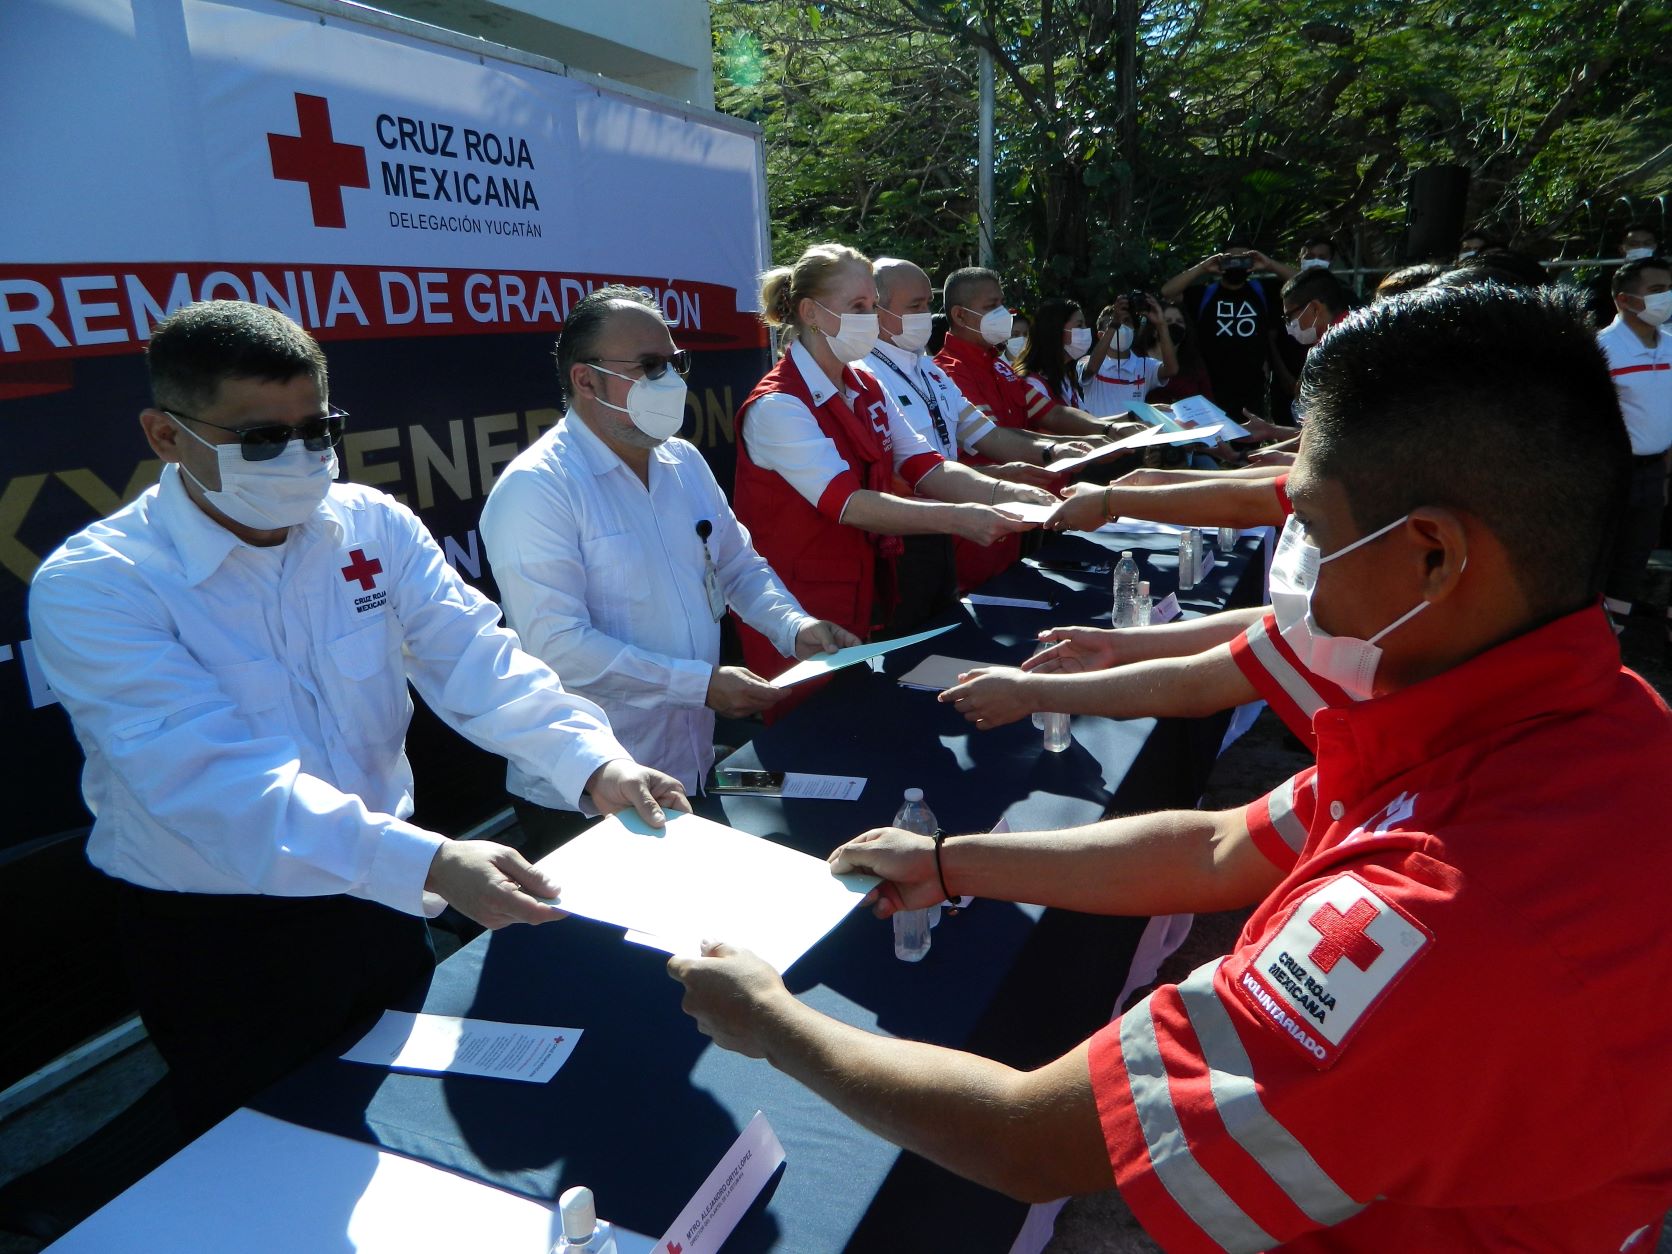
[250,529,1264,1253]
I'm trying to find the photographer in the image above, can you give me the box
[1161,242,1286,418]
[1080,291,1178,416]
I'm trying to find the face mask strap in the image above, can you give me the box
[1320,512,1409,565]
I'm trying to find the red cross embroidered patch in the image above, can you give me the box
[1234,872,1431,1067]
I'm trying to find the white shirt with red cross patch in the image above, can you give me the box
[29,465,628,915]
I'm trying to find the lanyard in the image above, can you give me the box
[869,350,952,454]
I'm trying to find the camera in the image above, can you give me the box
[1124,290,1153,316]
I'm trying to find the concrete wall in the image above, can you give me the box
[369,0,714,107]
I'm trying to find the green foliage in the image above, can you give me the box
[713,0,1672,306]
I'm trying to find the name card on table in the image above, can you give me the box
[652,1112,786,1254]
[1150,592,1181,624]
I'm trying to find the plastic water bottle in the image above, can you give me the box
[553,1187,618,1254]
[1136,580,1154,627]
[892,788,937,955]
[1218,526,1238,553]
[1177,532,1196,590]
[1112,550,1141,627]
[1041,709,1070,753]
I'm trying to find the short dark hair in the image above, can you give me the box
[1435,248,1550,290]
[1281,269,1351,316]
[1623,222,1658,240]
[1300,283,1628,617]
[943,266,1002,314]
[1612,257,1670,296]
[146,300,326,413]
[1459,227,1501,249]
[554,284,662,403]
[1301,235,1335,253]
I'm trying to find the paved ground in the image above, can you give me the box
[3,606,1669,1252]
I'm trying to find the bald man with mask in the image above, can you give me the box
[859,256,1068,630]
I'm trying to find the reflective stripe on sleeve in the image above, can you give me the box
[1244,618,1334,719]
[1120,998,1277,1251]
[1178,961,1364,1227]
[1265,775,1310,855]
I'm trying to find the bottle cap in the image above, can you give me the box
[903,787,924,802]
[1120,550,1133,558]
[559,1186,598,1241]
[1138,581,1150,596]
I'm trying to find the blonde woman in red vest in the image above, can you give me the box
[734,242,1047,681]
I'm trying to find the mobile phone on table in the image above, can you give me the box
[710,768,786,793]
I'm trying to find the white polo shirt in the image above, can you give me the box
[858,339,997,462]
[741,340,941,516]
[29,466,627,915]
[481,415,813,796]
[1599,316,1672,455]
[1079,353,1165,418]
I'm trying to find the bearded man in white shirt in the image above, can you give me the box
[28,300,687,1132]
[481,286,859,845]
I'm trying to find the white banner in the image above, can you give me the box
[1,0,768,358]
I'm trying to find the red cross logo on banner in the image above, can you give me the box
[268,93,369,229]
[666,1244,682,1254]
[340,549,383,591]
[1308,899,1384,973]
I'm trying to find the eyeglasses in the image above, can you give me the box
[586,350,692,381]
[166,408,348,462]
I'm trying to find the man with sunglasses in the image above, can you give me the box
[482,287,858,844]
[29,299,688,1133]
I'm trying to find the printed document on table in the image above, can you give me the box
[341,1011,581,1083]
[768,623,956,688]
[535,811,878,974]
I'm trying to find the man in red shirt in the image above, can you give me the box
[936,266,1133,587]
[670,283,1672,1247]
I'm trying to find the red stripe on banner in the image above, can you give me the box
[0,262,769,363]
[1611,363,1671,377]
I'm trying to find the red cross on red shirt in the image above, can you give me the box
[267,93,369,229]
[340,548,383,591]
[1308,899,1384,974]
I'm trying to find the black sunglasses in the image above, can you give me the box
[587,350,692,381]
[167,408,348,463]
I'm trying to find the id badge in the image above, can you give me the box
[702,556,726,621]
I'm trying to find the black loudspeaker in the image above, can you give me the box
[1405,165,1471,261]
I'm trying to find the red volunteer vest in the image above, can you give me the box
[732,351,902,680]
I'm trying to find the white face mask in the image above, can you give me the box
[1623,247,1655,262]
[591,363,689,440]
[1267,513,1437,702]
[1065,327,1094,359]
[1286,309,1321,347]
[172,416,336,530]
[888,311,934,354]
[1005,334,1028,359]
[813,301,880,362]
[1300,257,1330,270]
[966,305,1014,346]
[1108,324,1135,354]
[1633,290,1672,326]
